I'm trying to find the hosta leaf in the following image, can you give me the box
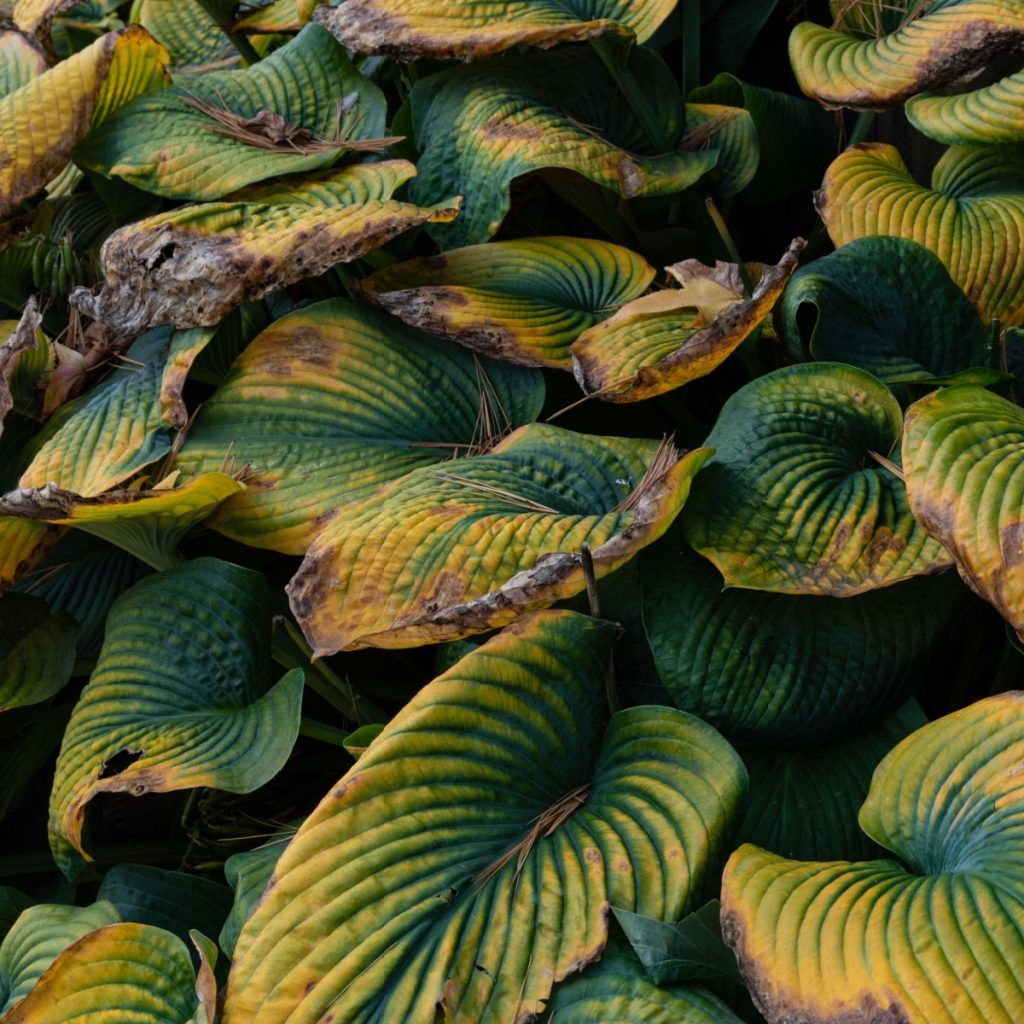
[48,557,303,877]
[0,593,76,712]
[817,142,1024,326]
[77,24,388,200]
[543,950,745,1023]
[902,384,1024,637]
[408,48,725,249]
[288,425,711,652]
[235,0,320,33]
[72,161,459,335]
[0,28,46,100]
[19,325,213,496]
[97,864,233,950]
[722,692,1024,1024]
[0,473,244,571]
[0,922,209,1024]
[0,902,121,1014]
[789,0,1024,110]
[684,362,952,595]
[0,25,169,219]
[642,530,962,744]
[681,103,759,199]
[356,236,655,369]
[0,301,44,435]
[572,240,802,403]
[314,0,676,59]
[738,701,928,862]
[778,236,990,385]
[219,830,295,959]
[0,893,31,947]
[688,73,838,206]
[0,520,53,594]
[12,0,81,39]
[131,0,235,73]
[176,299,543,554]
[223,610,747,1024]
[908,69,1024,146]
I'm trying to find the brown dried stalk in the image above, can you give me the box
[428,472,560,515]
[610,435,679,514]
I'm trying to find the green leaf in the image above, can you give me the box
[0,593,77,713]
[176,299,544,555]
[223,610,747,1024]
[342,723,384,758]
[131,0,235,73]
[0,893,31,947]
[288,427,711,652]
[683,362,951,595]
[408,47,727,248]
[0,706,71,821]
[0,27,47,101]
[908,68,1024,146]
[612,902,741,988]
[48,557,304,878]
[722,692,1024,1024]
[642,529,962,744]
[778,237,990,386]
[77,23,388,200]
[0,901,121,1014]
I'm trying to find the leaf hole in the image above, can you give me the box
[98,747,144,779]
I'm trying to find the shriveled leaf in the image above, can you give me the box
[544,950,745,1023]
[48,557,303,878]
[683,362,951,595]
[0,27,46,100]
[176,299,543,554]
[223,610,747,1024]
[19,325,214,496]
[737,701,928,862]
[288,425,711,652]
[908,68,1024,146]
[132,0,235,73]
[902,384,1024,638]
[314,0,676,60]
[642,529,962,744]
[408,47,729,248]
[0,25,169,219]
[778,236,990,385]
[0,473,244,571]
[722,693,1024,1024]
[789,1,1024,110]
[357,236,655,369]
[0,902,121,1015]
[72,161,459,335]
[572,239,802,402]
[97,864,233,951]
[0,592,76,712]
[0,922,207,1024]
[817,142,1024,326]
[77,24,391,200]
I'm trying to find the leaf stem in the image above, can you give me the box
[195,0,262,67]
[704,197,754,296]
[846,111,875,148]
[299,718,350,747]
[590,38,673,154]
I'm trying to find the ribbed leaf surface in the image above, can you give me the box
[0,25,168,218]
[0,29,46,100]
[571,241,801,403]
[288,424,710,652]
[73,161,458,335]
[408,48,724,248]
[778,237,989,384]
[0,593,76,713]
[789,1,1024,109]
[48,557,303,877]
[357,236,655,369]
[132,0,235,72]
[643,532,962,743]
[908,69,1024,145]
[76,24,386,200]
[224,610,747,1024]
[177,299,544,554]
[903,384,1024,637]
[722,693,1024,1024]
[315,0,676,59]
[817,142,1024,325]
[235,0,319,33]
[684,362,950,595]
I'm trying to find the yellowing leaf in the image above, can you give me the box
[132,0,236,73]
[224,610,746,1024]
[0,26,46,99]
[0,25,169,219]
[0,519,54,594]
[357,236,655,369]
[0,299,43,435]
[48,557,303,878]
[235,0,319,33]
[817,141,1024,326]
[722,693,1024,1024]
[287,425,711,652]
[314,0,678,60]
[12,0,79,38]
[571,240,802,402]
[72,161,459,335]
